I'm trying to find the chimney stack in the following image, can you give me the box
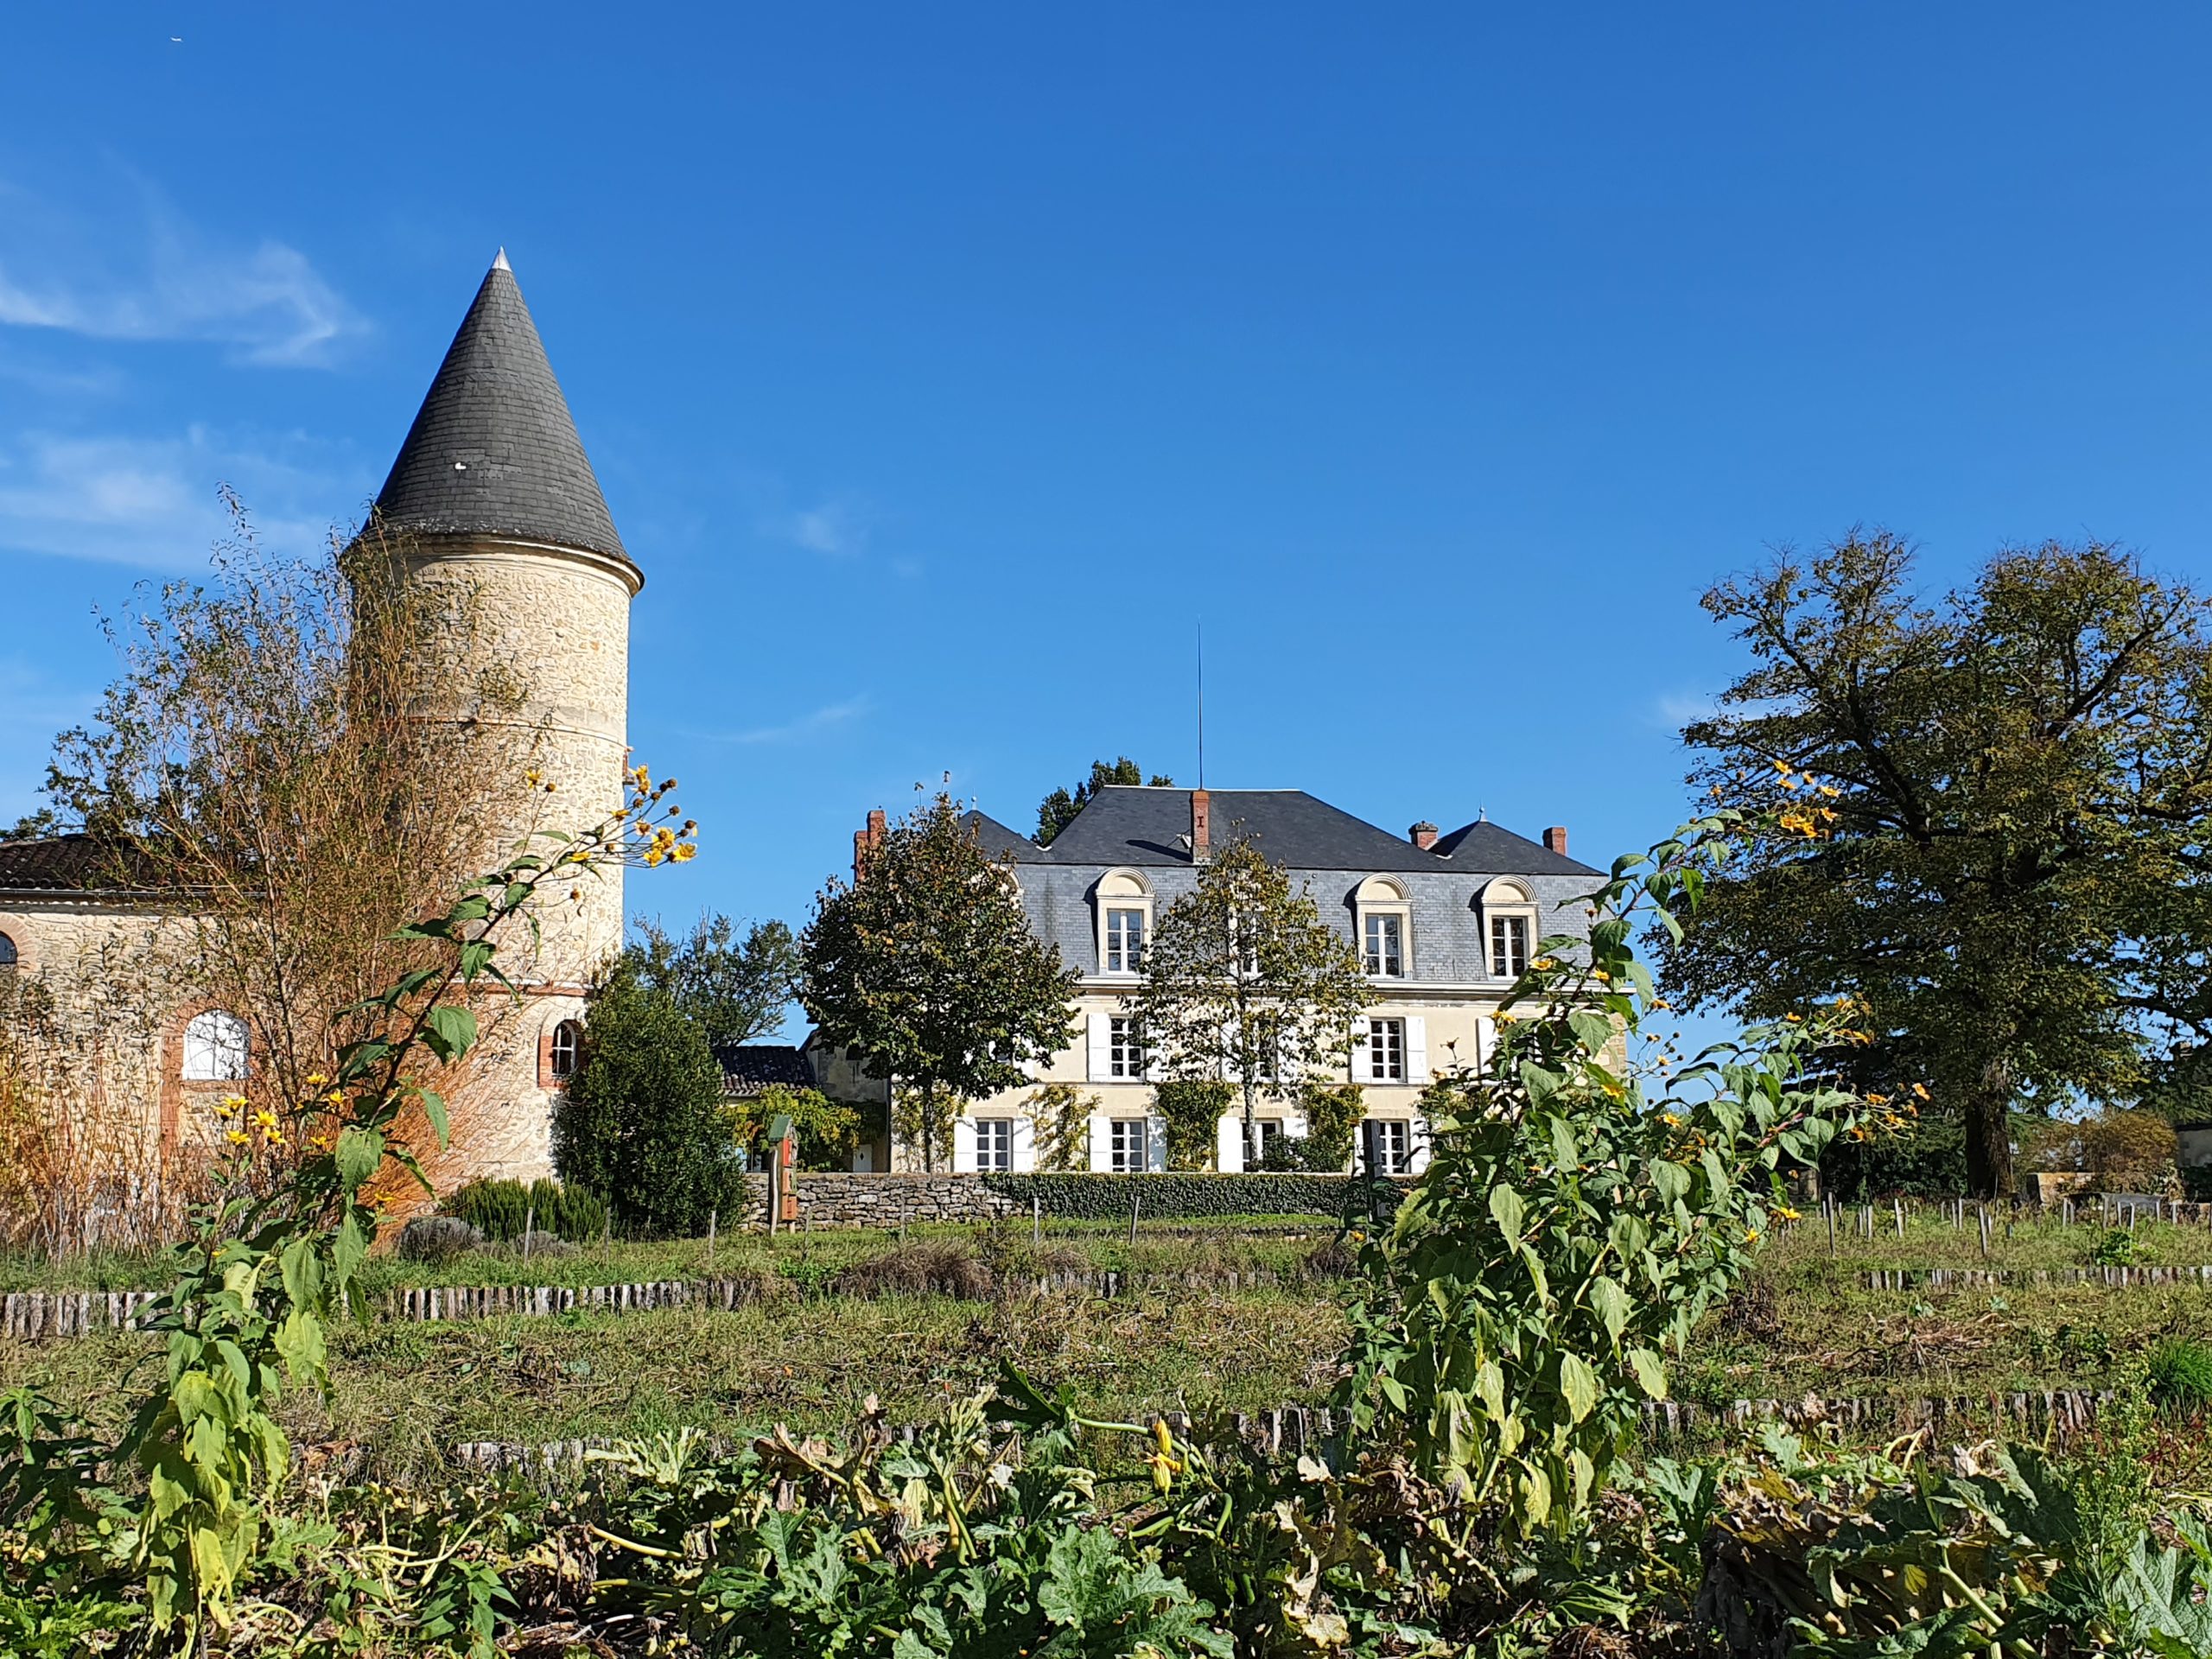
[1542,826,1568,856]
[854,808,888,880]
[1409,821,1439,851]
[1190,789,1211,861]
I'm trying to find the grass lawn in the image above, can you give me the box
[5,1206,2208,1481]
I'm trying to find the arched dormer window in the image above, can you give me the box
[1095,868,1154,976]
[1482,879,1538,980]
[0,931,16,968]
[550,1019,582,1081]
[181,1010,250,1082]
[1355,875,1410,978]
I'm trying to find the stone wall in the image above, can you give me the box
[750,1173,1023,1229]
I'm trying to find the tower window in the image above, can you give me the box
[182,1010,249,1082]
[0,932,16,968]
[550,1020,582,1081]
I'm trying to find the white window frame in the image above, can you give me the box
[1109,1117,1149,1173]
[182,1010,250,1082]
[1103,906,1147,975]
[1252,1118,1286,1163]
[1372,1118,1412,1175]
[1108,1016,1145,1080]
[1367,1018,1407,1083]
[974,1116,1014,1171]
[550,1019,582,1081]
[1362,910,1405,977]
[1484,880,1538,981]
[1094,872,1154,979]
[1489,913,1531,979]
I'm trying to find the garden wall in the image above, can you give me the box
[745,1171,1419,1230]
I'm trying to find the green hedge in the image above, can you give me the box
[441,1178,609,1243]
[979,1171,1413,1222]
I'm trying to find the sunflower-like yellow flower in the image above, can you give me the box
[1774,1205,1802,1223]
[226,1128,250,1146]
[672,842,697,862]
[254,1109,276,1128]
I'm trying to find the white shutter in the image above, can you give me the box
[1147,1116,1168,1172]
[1087,1113,1111,1172]
[1087,1013,1110,1083]
[951,1116,977,1173]
[1407,1016,1428,1084]
[1011,1115,1036,1173]
[1348,1018,1370,1084]
[1409,1113,1433,1174]
[1216,1113,1243,1173]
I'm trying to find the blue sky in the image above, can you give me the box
[3,7,2210,1031]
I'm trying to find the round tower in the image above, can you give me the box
[367,250,641,1181]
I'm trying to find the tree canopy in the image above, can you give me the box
[625,912,800,1052]
[1662,532,2212,1196]
[1128,837,1370,1164]
[1035,757,1173,846]
[801,791,1077,1170]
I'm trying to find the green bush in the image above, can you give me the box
[442,1178,608,1243]
[554,969,745,1236]
[2147,1338,2212,1412]
[978,1170,1409,1221]
[1297,1083,1364,1171]
[1154,1080,1233,1170]
[1817,1107,1967,1198]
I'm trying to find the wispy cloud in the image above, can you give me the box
[714,697,871,746]
[1649,690,1717,731]
[775,499,868,559]
[0,426,360,569]
[0,177,365,367]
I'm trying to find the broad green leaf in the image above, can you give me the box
[1628,1348,1669,1400]
[1474,1357,1507,1422]
[417,1088,451,1147]
[1558,1352,1600,1423]
[334,1127,384,1193]
[422,1004,480,1065]
[274,1309,327,1387]
[1589,1275,1630,1344]
[333,1210,368,1288]
[1489,1185,1525,1249]
[1649,1157,1690,1205]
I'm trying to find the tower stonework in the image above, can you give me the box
[369,251,641,1184]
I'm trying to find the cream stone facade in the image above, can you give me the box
[0,252,639,1217]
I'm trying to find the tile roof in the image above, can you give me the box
[976,787,1599,876]
[715,1044,813,1097]
[371,252,631,566]
[0,836,168,895]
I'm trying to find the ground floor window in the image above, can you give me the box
[975,1116,1014,1171]
[1250,1118,1285,1164]
[1109,1117,1148,1173]
[1370,1118,1412,1174]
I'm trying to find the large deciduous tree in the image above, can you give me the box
[1662,532,2212,1197]
[800,792,1077,1170]
[1034,756,1173,846]
[626,912,801,1051]
[1129,838,1371,1165]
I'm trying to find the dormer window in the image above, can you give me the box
[1094,869,1154,977]
[1354,876,1411,979]
[1483,879,1538,980]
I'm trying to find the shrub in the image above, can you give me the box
[979,1170,1409,1220]
[2089,1227,2153,1267]
[1818,1107,1967,1199]
[831,1240,995,1300]
[397,1215,481,1263]
[1020,1083,1096,1172]
[442,1178,607,1243]
[554,968,744,1236]
[734,1084,860,1172]
[1297,1083,1364,1171]
[1154,1079,1233,1170]
[2147,1337,2212,1412]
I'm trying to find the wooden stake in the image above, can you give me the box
[1130,1192,1142,1246]
[1826,1198,1837,1257]
[523,1204,536,1262]
[1033,1195,1041,1248]
[1893,1198,1904,1239]
[707,1208,716,1268]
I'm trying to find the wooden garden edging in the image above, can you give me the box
[1861,1264,2212,1290]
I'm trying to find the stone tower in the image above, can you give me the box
[368,251,641,1181]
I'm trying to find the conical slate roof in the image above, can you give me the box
[372,252,629,563]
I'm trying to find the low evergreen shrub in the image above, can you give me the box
[442,1178,608,1243]
[979,1170,1409,1221]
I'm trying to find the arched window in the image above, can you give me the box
[1094,869,1155,976]
[181,1010,249,1081]
[0,931,16,968]
[1354,876,1411,978]
[1482,879,1538,980]
[550,1020,582,1081]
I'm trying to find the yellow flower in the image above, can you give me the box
[671,843,696,862]
[254,1109,276,1128]
[1783,1013,1802,1024]
[1865,1092,1889,1106]
[1777,774,1801,791]
[1592,969,1611,983]
[1910,1083,1930,1101]
[1774,1205,1802,1223]
[524,768,543,787]
[1771,758,1791,773]
[226,1128,250,1146]
[264,1126,283,1146]
[323,1089,345,1106]
[1492,1011,1516,1027]
[1661,1112,1682,1128]
[1743,1228,1761,1244]
[308,1133,332,1152]
[1818,784,1840,798]
[305,1073,328,1087]
[1532,957,1557,972]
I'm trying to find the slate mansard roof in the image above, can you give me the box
[371,252,631,567]
[965,788,1600,877]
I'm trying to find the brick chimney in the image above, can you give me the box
[1190,789,1211,861]
[1409,821,1439,851]
[1542,825,1568,856]
[854,807,887,880]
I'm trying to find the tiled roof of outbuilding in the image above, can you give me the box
[980,787,1600,876]
[371,251,631,566]
[715,1044,813,1098]
[0,836,168,895]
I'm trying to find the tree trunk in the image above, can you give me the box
[918,1077,937,1174]
[1962,1054,2014,1199]
[1241,1076,1257,1171]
